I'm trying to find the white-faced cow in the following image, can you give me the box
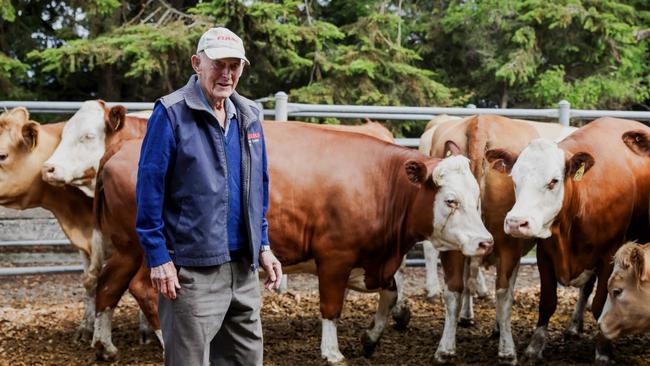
[489,118,650,364]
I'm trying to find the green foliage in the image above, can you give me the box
[0,0,15,22]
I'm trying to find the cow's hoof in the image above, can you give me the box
[392,306,411,331]
[74,327,93,343]
[322,356,348,366]
[360,331,378,358]
[434,350,456,364]
[522,348,543,364]
[595,349,615,366]
[140,329,156,345]
[458,317,474,328]
[498,353,517,365]
[563,326,582,340]
[94,340,118,361]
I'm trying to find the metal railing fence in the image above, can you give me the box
[2,95,650,275]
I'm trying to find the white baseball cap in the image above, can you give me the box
[196,27,250,65]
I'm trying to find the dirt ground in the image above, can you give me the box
[1,267,649,366]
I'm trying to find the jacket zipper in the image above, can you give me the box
[241,119,255,270]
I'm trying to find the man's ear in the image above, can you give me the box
[22,122,39,151]
[622,130,650,157]
[106,105,127,132]
[565,152,595,182]
[485,148,518,174]
[443,140,462,158]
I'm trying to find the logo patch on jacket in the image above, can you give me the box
[247,132,261,144]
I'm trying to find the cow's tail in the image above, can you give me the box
[82,170,108,293]
[466,115,489,202]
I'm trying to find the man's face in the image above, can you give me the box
[192,53,243,103]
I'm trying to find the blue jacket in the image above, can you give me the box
[135,75,270,270]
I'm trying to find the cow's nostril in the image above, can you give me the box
[520,221,529,228]
[0,154,7,162]
[479,241,492,249]
[47,166,55,173]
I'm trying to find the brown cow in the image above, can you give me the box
[489,118,650,364]
[90,121,493,363]
[0,107,95,339]
[598,242,650,340]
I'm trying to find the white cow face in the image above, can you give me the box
[407,155,493,256]
[599,242,650,340]
[486,139,594,239]
[0,108,42,203]
[42,100,124,197]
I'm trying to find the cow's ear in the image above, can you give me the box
[485,148,517,174]
[622,130,650,157]
[631,245,650,282]
[405,159,437,187]
[565,152,594,182]
[106,105,127,132]
[8,107,29,122]
[443,140,462,158]
[21,122,38,151]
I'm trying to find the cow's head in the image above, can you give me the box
[0,108,44,202]
[599,242,650,340]
[406,155,493,256]
[42,100,127,197]
[486,139,594,239]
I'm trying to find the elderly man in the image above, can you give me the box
[135,27,283,365]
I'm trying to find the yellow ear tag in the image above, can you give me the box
[573,162,585,182]
[30,137,36,151]
[114,118,121,131]
[445,150,452,157]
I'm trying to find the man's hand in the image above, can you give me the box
[260,250,283,290]
[151,261,181,300]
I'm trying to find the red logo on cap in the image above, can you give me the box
[216,35,237,42]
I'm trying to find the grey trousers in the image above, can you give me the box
[159,258,263,366]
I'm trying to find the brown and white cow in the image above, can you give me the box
[0,107,96,339]
[598,242,650,340]
[90,121,493,363]
[489,118,650,364]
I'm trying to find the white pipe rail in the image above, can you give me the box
[0,239,71,247]
[0,265,83,276]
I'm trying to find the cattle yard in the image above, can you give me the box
[1,267,649,365]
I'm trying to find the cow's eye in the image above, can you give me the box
[612,288,623,298]
[546,178,558,190]
[445,199,459,209]
[80,133,96,142]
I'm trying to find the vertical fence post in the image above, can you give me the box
[274,92,288,121]
[558,100,570,126]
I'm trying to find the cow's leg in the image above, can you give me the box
[435,250,465,363]
[93,251,140,361]
[592,262,615,365]
[524,249,557,362]
[565,273,596,339]
[318,262,354,364]
[361,288,397,357]
[128,262,162,347]
[495,250,521,366]
[459,257,474,327]
[391,259,411,330]
[423,240,441,299]
[471,257,489,298]
[76,249,95,343]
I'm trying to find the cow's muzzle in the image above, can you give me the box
[473,237,494,256]
[504,216,533,238]
[41,164,67,186]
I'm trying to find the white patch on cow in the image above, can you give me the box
[430,156,494,256]
[460,259,474,323]
[435,287,461,363]
[346,267,369,292]
[155,329,164,348]
[321,318,345,364]
[422,240,441,298]
[364,289,396,345]
[496,264,519,364]
[524,325,548,360]
[569,269,594,288]
[93,308,118,359]
[506,139,566,239]
[467,256,489,297]
[43,101,107,197]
